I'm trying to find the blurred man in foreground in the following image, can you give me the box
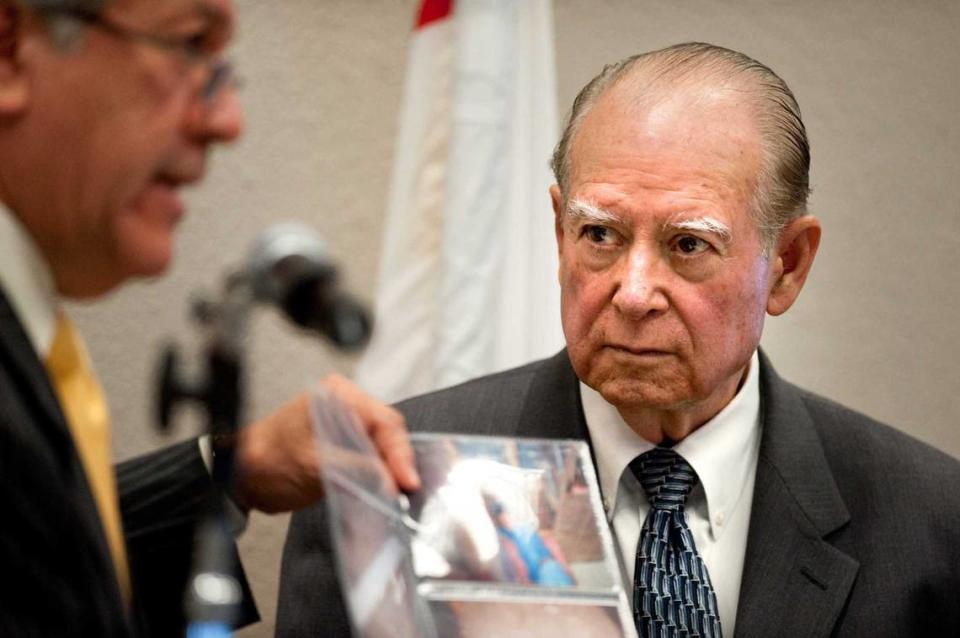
[279,43,960,637]
[0,0,418,635]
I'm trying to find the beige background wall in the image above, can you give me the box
[69,1,959,636]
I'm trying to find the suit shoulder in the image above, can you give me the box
[395,358,546,433]
[795,385,958,469]
[791,384,960,512]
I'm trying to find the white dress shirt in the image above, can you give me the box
[0,203,58,358]
[582,351,762,635]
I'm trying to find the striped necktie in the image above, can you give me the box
[630,447,722,637]
[45,312,132,603]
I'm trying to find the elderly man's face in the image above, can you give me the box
[9,0,241,296]
[553,86,779,424]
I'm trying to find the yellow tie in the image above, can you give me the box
[45,312,132,603]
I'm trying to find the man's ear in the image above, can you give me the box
[550,184,565,282]
[0,2,30,116]
[766,215,821,316]
[550,183,564,248]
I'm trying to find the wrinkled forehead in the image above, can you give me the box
[568,81,764,194]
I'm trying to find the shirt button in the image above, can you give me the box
[714,511,725,527]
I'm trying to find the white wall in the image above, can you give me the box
[72,1,959,635]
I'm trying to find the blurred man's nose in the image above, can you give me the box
[189,86,244,143]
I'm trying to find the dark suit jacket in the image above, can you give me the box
[277,350,960,637]
[0,289,257,637]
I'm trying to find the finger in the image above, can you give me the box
[321,374,421,490]
[322,374,385,427]
[363,405,420,490]
[368,414,420,492]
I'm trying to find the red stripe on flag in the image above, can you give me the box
[416,0,453,28]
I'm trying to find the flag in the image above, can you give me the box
[355,0,562,402]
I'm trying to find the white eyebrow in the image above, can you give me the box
[565,199,624,225]
[664,216,733,243]
[564,200,733,244]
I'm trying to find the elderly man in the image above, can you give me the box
[278,43,960,637]
[0,0,418,635]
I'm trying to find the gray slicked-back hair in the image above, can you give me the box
[551,42,810,248]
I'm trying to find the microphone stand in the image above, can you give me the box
[156,273,255,638]
[154,223,374,636]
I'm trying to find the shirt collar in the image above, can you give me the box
[582,351,762,537]
[0,202,59,358]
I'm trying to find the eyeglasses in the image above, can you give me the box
[42,8,235,103]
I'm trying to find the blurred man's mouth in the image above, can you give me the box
[133,166,205,224]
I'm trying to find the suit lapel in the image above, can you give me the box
[0,288,74,459]
[0,287,126,615]
[515,350,590,442]
[735,353,859,637]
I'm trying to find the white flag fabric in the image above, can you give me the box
[354,0,563,403]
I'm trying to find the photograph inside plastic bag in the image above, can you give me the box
[309,388,635,637]
[406,435,619,592]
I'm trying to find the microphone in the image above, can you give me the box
[246,223,372,350]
